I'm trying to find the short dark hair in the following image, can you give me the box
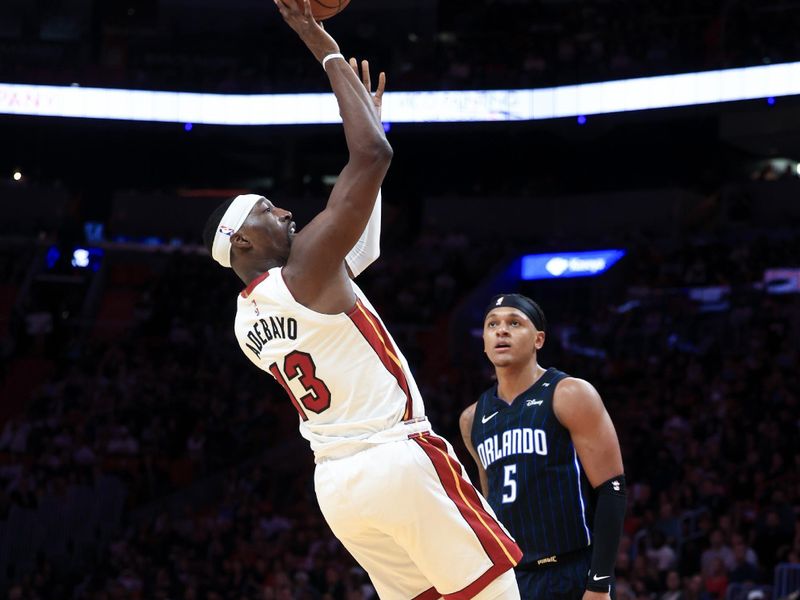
[202,197,237,256]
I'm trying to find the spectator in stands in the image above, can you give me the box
[701,530,734,575]
[702,557,728,599]
[659,570,683,600]
[647,531,678,574]
[682,574,711,600]
[728,538,761,584]
[754,509,793,573]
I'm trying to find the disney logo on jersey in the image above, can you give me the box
[244,315,298,359]
[526,399,543,407]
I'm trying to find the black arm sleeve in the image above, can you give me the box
[586,475,627,593]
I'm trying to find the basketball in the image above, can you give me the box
[308,0,351,20]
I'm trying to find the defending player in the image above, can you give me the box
[202,2,522,598]
[460,294,626,600]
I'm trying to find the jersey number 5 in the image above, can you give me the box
[269,351,332,420]
[502,464,517,504]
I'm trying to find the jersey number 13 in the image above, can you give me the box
[269,351,332,420]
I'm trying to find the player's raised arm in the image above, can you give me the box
[275,0,391,310]
[344,57,384,279]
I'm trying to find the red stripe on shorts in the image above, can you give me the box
[347,299,413,420]
[443,562,512,600]
[412,586,441,600]
[412,434,522,600]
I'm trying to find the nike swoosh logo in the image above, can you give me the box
[481,412,498,424]
[592,575,611,581]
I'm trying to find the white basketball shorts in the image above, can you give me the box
[314,431,523,599]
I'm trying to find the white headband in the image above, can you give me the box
[211,194,263,268]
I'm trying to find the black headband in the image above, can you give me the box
[484,293,547,331]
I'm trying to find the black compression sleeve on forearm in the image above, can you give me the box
[586,475,627,593]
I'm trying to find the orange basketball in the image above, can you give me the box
[308,0,350,20]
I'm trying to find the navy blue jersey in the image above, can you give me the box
[471,368,593,567]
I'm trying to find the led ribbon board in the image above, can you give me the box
[521,250,625,280]
[1,61,799,125]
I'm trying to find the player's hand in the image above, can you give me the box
[582,590,611,600]
[348,58,386,120]
[274,0,339,63]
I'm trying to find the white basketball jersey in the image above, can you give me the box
[234,267,427,462]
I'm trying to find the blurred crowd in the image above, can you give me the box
[3,0,800,592]
[0,253,295,514]
[2,0,800,93]
[0,204,799,598]
[7,464,378,600]
[550,268,800,600]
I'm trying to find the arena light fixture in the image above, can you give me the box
[1,61,799,125]
[70,246,104,271]
[72,248,91,268]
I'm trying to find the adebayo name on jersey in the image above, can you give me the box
[244,316,298,358]
[476,428,549,469]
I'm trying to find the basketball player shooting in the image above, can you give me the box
[461,295,627,600]
[202,1,523,598]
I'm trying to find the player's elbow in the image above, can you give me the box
[352,138,393,166]
[379,140,394,163]
[368,139,394,165]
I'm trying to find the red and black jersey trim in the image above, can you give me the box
[240,271,270,298]
[347,299,414,420]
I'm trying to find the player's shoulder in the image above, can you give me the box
[553,376,599,399]
[553,377,605,425]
